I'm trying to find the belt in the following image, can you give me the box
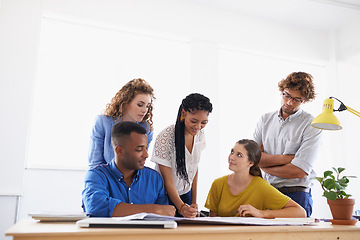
[277,186,311,194]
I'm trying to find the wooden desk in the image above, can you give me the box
[5,219,360,240]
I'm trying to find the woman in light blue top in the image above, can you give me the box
[88,78,155,168]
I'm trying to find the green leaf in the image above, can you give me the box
[333,182,344,190]
[324,171,333,178]
[338,177,349,187]
[323,179,336,190]
[338,190,347,198]
[332,167,338,174]
[315,177,323,183]
[324,191,337,200]
[338,167,345,174]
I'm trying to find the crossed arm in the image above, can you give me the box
[257,143,307,179]
[259,153,307,179]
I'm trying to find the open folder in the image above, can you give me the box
[77,218,177,229]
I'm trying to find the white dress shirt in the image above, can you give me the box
[253,109,322,188]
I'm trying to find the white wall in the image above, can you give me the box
[1,1,360,239]
[0,0,41,197]
[0,1,41,238]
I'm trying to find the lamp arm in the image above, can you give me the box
[329,96,360,117]
[346,106,360,118]
[330,97,347,112]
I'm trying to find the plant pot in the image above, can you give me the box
[327,198,355,220]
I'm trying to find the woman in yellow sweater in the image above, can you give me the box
[205,139,306,218]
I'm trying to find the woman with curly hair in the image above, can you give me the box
[88,78,155,168]
[151,93,213,218]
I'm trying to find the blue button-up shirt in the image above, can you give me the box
[82,160,168,217]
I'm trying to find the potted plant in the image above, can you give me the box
[315,167,356,221]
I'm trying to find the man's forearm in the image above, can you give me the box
[112,202,176,217]
[261,163,307,179]
[112,203,154,217]
[259,152,294,168]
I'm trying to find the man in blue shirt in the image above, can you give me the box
[253,72,322,217]
[82,121,175,217]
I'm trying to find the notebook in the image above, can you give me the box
[77,217,177,229]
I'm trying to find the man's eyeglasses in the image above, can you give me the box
[282,91,303,104]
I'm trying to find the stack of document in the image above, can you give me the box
[29,212,88,222]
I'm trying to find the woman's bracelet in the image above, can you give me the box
[178,203,187,213]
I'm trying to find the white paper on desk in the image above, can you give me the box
[175,217,314,226]
[127,213,314,226]
[112,213,149,221]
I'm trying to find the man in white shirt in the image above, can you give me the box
[253,72,322,217]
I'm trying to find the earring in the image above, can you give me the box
[180,115,185,121]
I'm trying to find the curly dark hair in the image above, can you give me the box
[278,72,316,102]
[174,93,213,184]
[104,78,155,130]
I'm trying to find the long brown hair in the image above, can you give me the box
[237,139,262,178]
[104,78,155,130]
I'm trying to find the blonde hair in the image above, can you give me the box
[104,78,155,129]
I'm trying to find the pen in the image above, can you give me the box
[198,211,207,217]
[315,218,330,222]
[184,203,207,217]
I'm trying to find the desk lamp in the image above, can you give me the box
[311,97,360,130]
